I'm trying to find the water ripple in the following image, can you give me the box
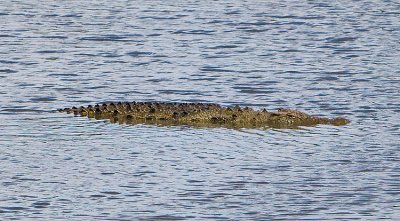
[0,0,399,220]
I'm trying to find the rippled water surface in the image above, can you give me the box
[1,0,400,220]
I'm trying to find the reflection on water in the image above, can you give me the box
[1,0,400,220]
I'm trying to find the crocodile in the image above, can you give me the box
[58,101,350,129]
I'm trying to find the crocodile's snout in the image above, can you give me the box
[330,117,350,126]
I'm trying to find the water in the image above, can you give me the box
[1,0,399,220]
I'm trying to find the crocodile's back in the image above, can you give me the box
[58,101,350,129]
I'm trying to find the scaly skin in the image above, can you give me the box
[58,101,350,129]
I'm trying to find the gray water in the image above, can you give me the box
[1,0,400,220]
